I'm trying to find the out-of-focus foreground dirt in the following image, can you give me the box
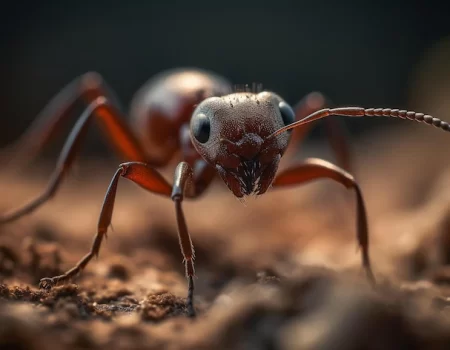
[0,125,449,350]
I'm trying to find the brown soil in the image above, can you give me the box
[0,125,449,350]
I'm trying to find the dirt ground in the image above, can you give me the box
[0,125,449,350]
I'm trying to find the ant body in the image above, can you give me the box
[1,68,448,317]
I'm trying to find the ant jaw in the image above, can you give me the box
[215,154,281,197]
[256,154,280,195]
[213,129,285,197]
[215,164,245,197]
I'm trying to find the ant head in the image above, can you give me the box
[190,91,295,197]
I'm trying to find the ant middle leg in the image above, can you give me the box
[0,97,154,223]
[39,161,172,290]
[272,158,375,284]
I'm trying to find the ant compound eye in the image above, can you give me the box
[191,113,211,143]
[279,101,295,126]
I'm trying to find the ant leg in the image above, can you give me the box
[0,98,150,223]
[40,161,205,317]
[170,160,216,316]
[284,92,352,172]
[171,162,197,316]
[39,162,172,291]
[1,72,151,168]
[272,158,375,284]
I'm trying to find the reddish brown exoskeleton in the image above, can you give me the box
[1,68,448,317]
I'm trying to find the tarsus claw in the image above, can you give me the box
[39,277,56,290]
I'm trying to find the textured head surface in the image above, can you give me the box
[190,91,293,197]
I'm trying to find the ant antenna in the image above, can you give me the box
[268,107,450,139]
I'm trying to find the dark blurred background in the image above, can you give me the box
[1,0,449,153]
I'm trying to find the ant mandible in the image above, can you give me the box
[1,68,448,317]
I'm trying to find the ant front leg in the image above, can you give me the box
[272,158,375,284]
[40,160,211,318]
[283,92,352,172]
[171,162,196,316]
[0,96,155,223]
[168,160,216,317]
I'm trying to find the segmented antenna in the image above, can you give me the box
[364,108,449,132]
[269,107,450,138]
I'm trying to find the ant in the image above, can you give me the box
[0,68,448,317]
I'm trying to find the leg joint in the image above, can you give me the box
[118,162,131,176]
[171,192,183,201]
[81,72,104,90]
